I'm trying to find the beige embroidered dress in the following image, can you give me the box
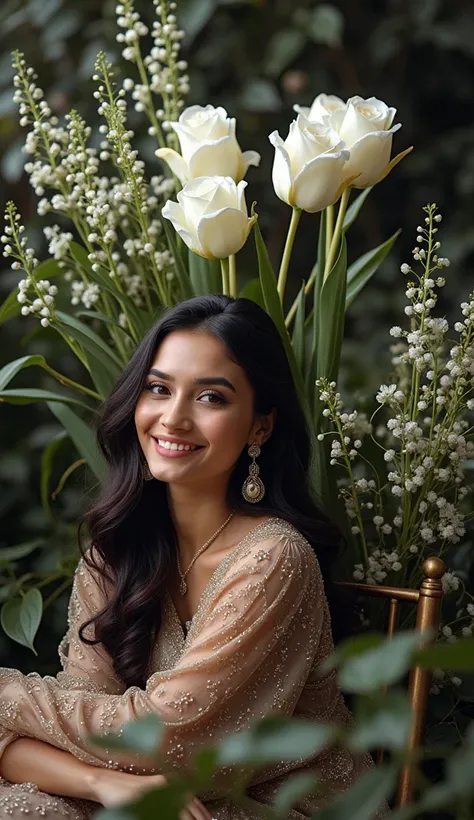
[0,518,377,819]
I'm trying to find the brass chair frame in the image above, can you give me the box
[335,556,445,807]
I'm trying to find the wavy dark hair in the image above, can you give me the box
[79,294,342,689]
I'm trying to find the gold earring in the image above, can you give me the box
[143,462,154,481]
[242,443,265,503]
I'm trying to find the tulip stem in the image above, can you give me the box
[325,204,334,261]
[229,254,237,297]
[277,207,302,302]
[220,258,230,295]
[323,188,351,282]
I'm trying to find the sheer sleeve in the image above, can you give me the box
[0,550,125,760]
[0,533,326,775]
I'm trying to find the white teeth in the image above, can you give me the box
[158,439,197,452]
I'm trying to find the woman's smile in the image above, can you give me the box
[152,435,205,459]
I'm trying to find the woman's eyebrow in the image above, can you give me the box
[148,368,236,393]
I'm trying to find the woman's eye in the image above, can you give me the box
[199,391,226,404]
[145,382,168,395]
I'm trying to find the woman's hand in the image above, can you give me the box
[88,769,212,820]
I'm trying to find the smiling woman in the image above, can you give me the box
[0,295,387,819]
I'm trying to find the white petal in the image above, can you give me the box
[204,178,238,215]
[293,152,349,213]
[293,104,310,117]
[155,148,189,185]
[268,130,293,206]
[241,150,261,175]
[162,200,201,254]
[308,93,346,123]
[343,130,397,188]
[236,180,249,215]
[188,135,241,181]
[178,178,217,234]
[197,208,251,259]
[171,122,202,163]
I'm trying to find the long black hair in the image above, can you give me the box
[79,295,341,688]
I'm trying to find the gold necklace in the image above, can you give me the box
[176,512,235,595]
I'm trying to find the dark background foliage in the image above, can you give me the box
[0,0,473,704]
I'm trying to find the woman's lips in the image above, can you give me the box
[152,438,204,459]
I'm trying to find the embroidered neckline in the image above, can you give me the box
[166,516,297,647]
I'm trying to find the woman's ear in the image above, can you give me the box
[251,408,276,447]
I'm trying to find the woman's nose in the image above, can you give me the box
[161,398,192,431]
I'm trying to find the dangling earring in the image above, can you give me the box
[242,443,265,503]
[143,461,154,481]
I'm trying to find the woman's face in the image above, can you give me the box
[134,329,272,488]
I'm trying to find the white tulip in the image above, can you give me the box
[269,114,350,213]
[321,95,402,188]
[162,176,256,260]
[294,93,346,125]
[155,105,260,185]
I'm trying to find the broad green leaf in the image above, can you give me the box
[316,764,397,820]
[346,230,401,309]
[264,28,306,77]
[339,631,425,694]
[1,588,43,654]
[274,772,319,818]
[316,234,347,385]
[253,219,306,404]
[41,431,68,519]
[46,401,105,481]
[239,277,265,309]
[188,249,220,295]
[291,281,306,376]
[0,388,95,411]
[342,187,373,233]
[56,310,123,373]
[32,258,60,280]
[415,637,474,670]
[76,309,128,332]
[0,288,21,325]
[90,714,164,754]
[0,355,47,390]
[349,691,412,751]
[321,633,385,674]
[218,715,336,766]
[82,349,114,399]
[161,219,193,300]
[0,539,44,561]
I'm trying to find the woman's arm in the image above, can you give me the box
[0,736,99,800]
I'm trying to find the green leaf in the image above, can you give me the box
[40,431,68,519]
[188,249,220,295]
[76,309,129,332]
[0,539,44,561]
[316,234,347,384]
[239,277,265,310]
[308,4,345,47]
[253,218,305,402]
[346,230,401,310]
[218,716,336,766]
[0,388,95,411]
[32,258,60,280]
[56,310,123,372]
[90,714,164,755]
[349,691,412,751]
[0,355,47,390]
[415,637,474,670]
[264,29,306,77]
[1,588,43,654]
[46,401,105,481]
[343,187,373,233]
[161,220,193,300]
[291,281,306,376]
[316,764,397,820]
[338,631,425,694]
[0,288,21,325]
[274,773,319,818]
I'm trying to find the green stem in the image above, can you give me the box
[229,254,237,297]
[44,364,102,402]
[220,258,230,295]
[323,188,351,282]
[325,203,334,261]
[277,207,302,302]
[286,264,316,328]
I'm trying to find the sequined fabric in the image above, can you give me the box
[0,518,387,818]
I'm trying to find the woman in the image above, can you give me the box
[0,295,380,819]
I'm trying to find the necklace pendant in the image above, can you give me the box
[179,578,187,595]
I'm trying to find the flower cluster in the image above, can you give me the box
[318,205,474,587]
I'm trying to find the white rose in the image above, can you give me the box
[294,93,346,124]
[162,176,256,260]
[155,105,260,185]
[269,114,349,213]
[327,96,401,188]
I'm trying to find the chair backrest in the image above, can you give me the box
[335,556,445,807]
